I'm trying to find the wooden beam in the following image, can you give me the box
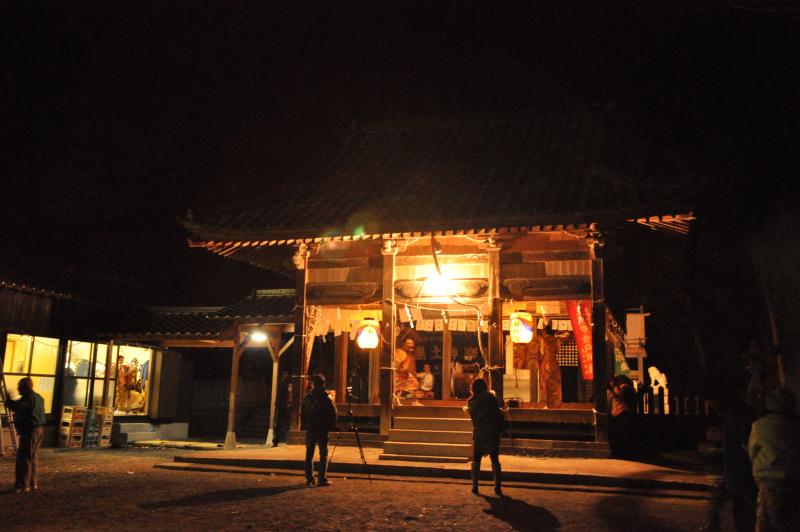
[153,339,234,348]
[223,328,244,449]
[487,242,504,401]
[101,339,114,407]
[266,335,294,446]
[290,245,309,432]
[380,241,397,435]
[442,328,452,400]
[590,241,609,443]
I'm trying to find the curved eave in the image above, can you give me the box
[188,211,695,253]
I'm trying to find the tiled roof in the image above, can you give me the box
[0,280,72,300]
[216,289,296,320]
[112,289,296,339]
[185,107,697,245]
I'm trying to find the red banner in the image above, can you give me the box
[567,300,593,381]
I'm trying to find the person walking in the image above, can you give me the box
[467,378,505,497]
[5,377,46,493]
[301,374,337,487]
[748,388,800,531]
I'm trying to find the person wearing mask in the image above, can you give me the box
[6,377,46,493]
[748,388,800,531]
[467,378,505,497]
[301,374,337,487]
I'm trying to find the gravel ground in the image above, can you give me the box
[0,447,721,531]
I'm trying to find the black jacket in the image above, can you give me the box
[301,388,337,433]
[468,391,504,449]
[7,391,46,433]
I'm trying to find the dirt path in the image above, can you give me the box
[0,447,714,531]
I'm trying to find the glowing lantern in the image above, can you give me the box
[356,318,380,349]
[510,311,534,344]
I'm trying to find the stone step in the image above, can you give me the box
[378,453,469,464]
[502,438,609,450]
[501,437,611,458]
[113,431,158,445]
[114,422,156,433]
[286,431,386,448]
[388,429,472,444]
[393,417,472,431]
[383,441,471,458]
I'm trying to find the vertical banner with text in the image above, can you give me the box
[567,300,593,381]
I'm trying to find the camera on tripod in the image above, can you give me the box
[345,386,358,401]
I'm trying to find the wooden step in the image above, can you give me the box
[378,453,469,464]
[393,406,469,418]
[389,429,472,444]
[383,441,471,458]
[393,417,472,431]
[501,438,611,458]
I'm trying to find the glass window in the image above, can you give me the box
[30,376,57,414]
[113,346,153,416]
[3,335,32,374]
[3,334,60,414]
[66,341,93,377]
[94,344,109,378]
[30,337,59,375]
[62,377,89,408]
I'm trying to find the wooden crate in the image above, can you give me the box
[61,406,88,424]
[58,432,83,448]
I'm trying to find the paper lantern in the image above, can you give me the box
[509,311,534,344]
[356,318,380,349]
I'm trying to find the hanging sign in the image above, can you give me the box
[567,300,593,381]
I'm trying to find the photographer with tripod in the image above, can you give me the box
[329,383,372,483]
[301,374,337,487]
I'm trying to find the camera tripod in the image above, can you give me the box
[329,386,372,483]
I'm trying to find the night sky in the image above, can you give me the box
[5,2,798,306]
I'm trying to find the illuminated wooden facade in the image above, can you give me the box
[183,109,696,444]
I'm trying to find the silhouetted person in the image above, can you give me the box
[722,393,757,532]
[6,377,46,493]
[467,378,505,496]
[301,374,337,487]
[272,370,291,447]
[748,388,800,531]
[607,374,637,458]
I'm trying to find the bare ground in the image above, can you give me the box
[0,447,718,531]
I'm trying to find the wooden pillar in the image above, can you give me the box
[590,237,609,442]
[369,344,380,404]
[265,331,280,445]
[290,244,310,431]
[442,328,452,400]
[334,333,348,404]
[379,239,397,435]
[487,240,504,401]
[224,326,243,449]
[265,333,294,445]
[101,340,114,407]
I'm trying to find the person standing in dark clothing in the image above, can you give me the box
[272,370,291,447]
[6,377,46,493]
[607,374,637,458]
[723,395,758,532]
[467,378,505,497]
[301,374,337,487]
[748,388,800,531]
